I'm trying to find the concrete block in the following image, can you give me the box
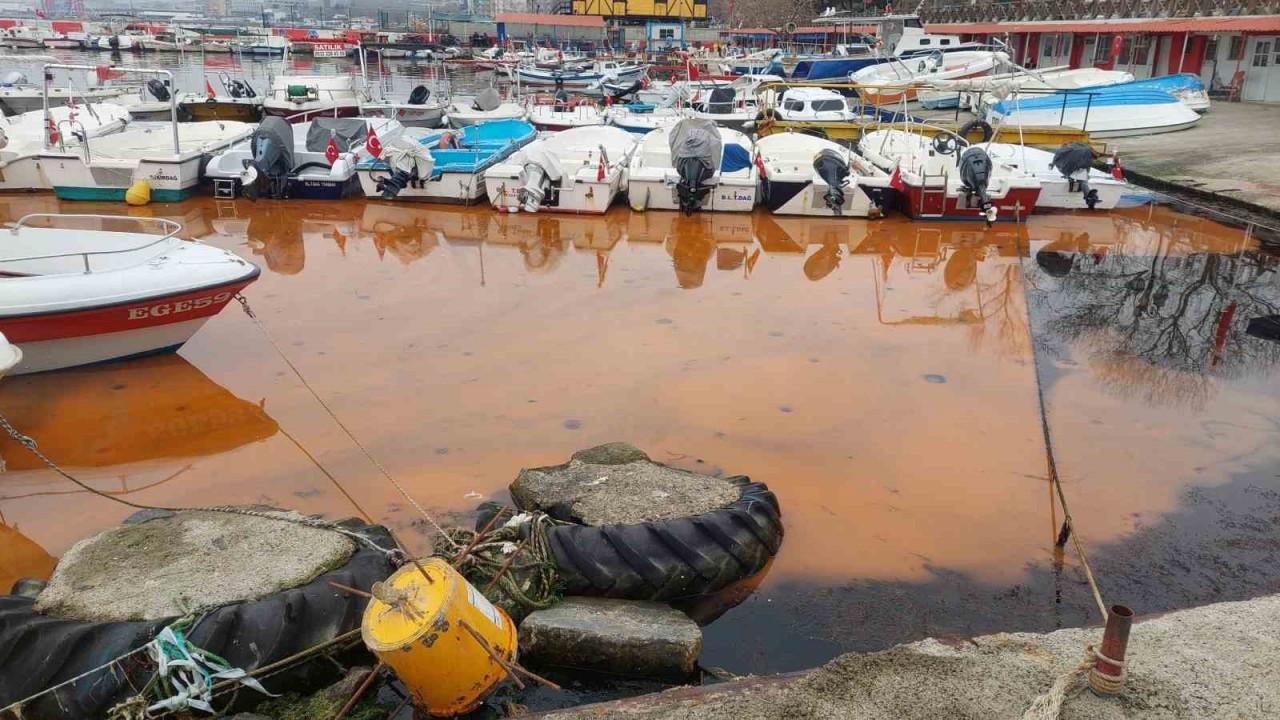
[519,597,701,679]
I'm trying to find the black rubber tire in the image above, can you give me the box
[0,518,394,720]
[957,119,993,144]
[541,476,783,602]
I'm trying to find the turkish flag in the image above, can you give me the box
[46,116,59,145]
[206,79,217,98]
[889,164,905,191]
[366,124,382,158]
[325,135,339,164]
[95,65,124,82]
[1110,34,1124,63]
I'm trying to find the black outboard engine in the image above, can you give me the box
[958,146,997,225]
[147,79,170,102]
[108,35,120,50]
[407,85,430,105]
[705,87,736,115]
[812,148,850,215]
[243,116,295,200]
[228,79,256,98]
[1050,141,1100,209]
[669,119,721,215]
[606,79,642,101]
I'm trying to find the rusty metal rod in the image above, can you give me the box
[385,526,435,584]
[1090,604,1133,695]
[334,663,383,720]
[457,619,525,690]
[451,512,503,568]
[482,540,528,594]
[328,581,375,599]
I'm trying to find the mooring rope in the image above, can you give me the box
[1020,646,1126,720]
[435,513,562,615]
[234,294,459,548]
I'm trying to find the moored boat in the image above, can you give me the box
[181,73,263,122]
[985,86,1201,138]
[514,61,645,89]
[755,132,896,217]
[850,51,1009,105]
[974,141,1130,211]
[0,103,131,191]
[525,96,605,131]
[484,125,638,214]
[262,74,366,122]
[0,213,260,375]
[445,89,525,128]
[355,118,536,203]
[606,104,687,134]
[0,72,128,116]
[628,118,760,213]
[360,84,448,128]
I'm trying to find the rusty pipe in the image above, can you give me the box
[1089,604,1133,694]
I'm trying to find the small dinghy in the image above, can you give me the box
[850,51,1009,105]
[205,117,394,199]
[755,133,896,217]
[0,213,259,374]
[525,94,604,131]
[628,118,759,214]
[41,120,254,202]
[858,129,1041,222]
[485,125,638,214]
[974,141,1129,211]
[446,88,525,128]
[181,73,264,123]
[986,86,1201,138]
[356,118,536,203]
[605,104,687,135]
[0,103,131,191]
[361,84,448,128]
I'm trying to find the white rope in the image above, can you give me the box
[1021,646,1126,720]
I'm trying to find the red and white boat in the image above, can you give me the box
[0,214,260,375]
[262,75,368,123]
[858,129,1041,222]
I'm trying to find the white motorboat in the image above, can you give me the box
[356,119,536,203]
[239,34,290,56]
[206,117,398,200]
[0,213,259,375]
[974,142,1129,211]
[858,129,1041,222]
[41,120,254,202]
[0,27,48,49]
[628,119,759,213]
[0,103,131,191]
[525,97,605,131]
[179,73,263,123]
[262,74,366,123]
[44,35,86,50]
[118,82,204,121]
[445,89,525,128]
[985,86,1201,138]
[360,84,448,128]
[850,51,1009,105]
[755,133,896,217]
[485,126,638,214]
[941,67,1134,112]
[513,60,645,89]
[606,105,687,135]
[0,71,129,116]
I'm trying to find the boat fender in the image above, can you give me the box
[957,119,993,144]
[125,180,151,206]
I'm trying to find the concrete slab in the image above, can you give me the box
[35,510,355,621]
[520,597,703,679]
[1113,102,1280,218]
[511,443,740,526]
[530,594,1280,719]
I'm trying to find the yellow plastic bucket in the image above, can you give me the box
[361,558,517,717]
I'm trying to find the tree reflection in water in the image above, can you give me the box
[1026,219,1280,409]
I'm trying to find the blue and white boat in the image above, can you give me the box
[987,86,1202,138]
[355,119,536,203]
[1080,73,1210,113]
[790,14,984,81]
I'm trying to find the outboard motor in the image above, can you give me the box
[407,85,430,105]
[146,79,170,102]
[517,143,562,212]
[0,70,26,86]
[705,87,736,115]
[1050,142,1100,209]
[375,136,435,200]
[241,116,295,200]
[812,148,850,215]
[669,119,721,215]
[958,146,997,225]
[228,79,256,98]
[108,35,120,51]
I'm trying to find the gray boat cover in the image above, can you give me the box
[668,119,720,177]
[473,88,503,112]
[305,118,368,153]
[251,116,295,175]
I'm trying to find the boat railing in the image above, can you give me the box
[43,63,178,155]
[8,213,183,273]
[53,118,87,154]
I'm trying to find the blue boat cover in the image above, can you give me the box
[721,144,751,173]
[992,88,1180,115]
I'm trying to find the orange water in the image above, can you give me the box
[2,194,1277,670]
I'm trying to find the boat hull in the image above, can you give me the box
[42,154,209,203]
[628,177,757,213]
[895,183,1040,221]
[357,170,489,204]
[486,173,622,215]
[765,179,895,218]
[183,101,262,123]
[2,276,256,375]
[0,155,48,191]
[262,104,360,123]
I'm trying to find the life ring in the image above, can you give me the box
[957,119,993,144]
[0,516,395,720]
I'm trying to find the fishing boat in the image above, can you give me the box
[262,74,366,122]
[974,142,1130,210]
[355,118,536,203]
[606,104,687,134]
[0,27,48,49]
[525,95,604,131]
[0,103,131,191]
[0,213,260,375]
[850,51,1009,105]
[205,117,392,200]
[485,126,638,214]
[445,89,525,128]
[628,118,760,213]
[720,48,785,76]
[360,85,448,128]
[858,128,1041,222]
[755,133,896,217]
[514,61,646,90]
[985,86,1201,138]
[0,72,128,116]
[1090,74,1211,113]
[41,120,254,201]
[180,73,263,122]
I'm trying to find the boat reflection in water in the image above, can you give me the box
[0,519,56,593]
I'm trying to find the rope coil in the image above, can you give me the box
[435,513,563,618]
